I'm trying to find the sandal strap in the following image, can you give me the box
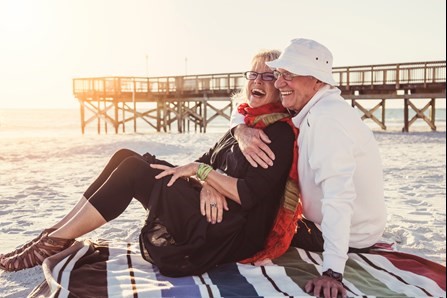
[2,250,39,271]
[0,235,74,272]
[2,228,57,258]
[37,236,75,257]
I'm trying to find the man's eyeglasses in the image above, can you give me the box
[244,71,276,81]
[273,70,300,81]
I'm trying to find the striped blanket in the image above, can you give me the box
[28,240,446,298]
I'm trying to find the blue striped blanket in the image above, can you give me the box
[28,240,446,297]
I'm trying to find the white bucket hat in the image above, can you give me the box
[266,38,336,86]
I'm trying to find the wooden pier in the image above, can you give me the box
[73,61,446,133]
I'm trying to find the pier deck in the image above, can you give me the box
[73,61,446,133]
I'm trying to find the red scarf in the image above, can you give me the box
[237,102,302,263]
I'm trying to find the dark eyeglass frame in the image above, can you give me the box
[244,71,276,81]
[273,70,300,81]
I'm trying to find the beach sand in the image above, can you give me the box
[0,127,445,297]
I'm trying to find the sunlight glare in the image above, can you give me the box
[0,0,38,32]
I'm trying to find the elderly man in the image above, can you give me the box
[230,38,387,298]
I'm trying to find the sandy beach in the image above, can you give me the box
[0,109,445,297]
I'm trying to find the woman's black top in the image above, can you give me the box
[140,121,294,277]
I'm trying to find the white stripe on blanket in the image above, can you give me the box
[351,252,445,297]
[28,240,446,298]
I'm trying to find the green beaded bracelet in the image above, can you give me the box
[197,163,212,181]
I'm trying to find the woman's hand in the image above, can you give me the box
[200,183,228,224]
[151,162,199,187]
[151,163,229,223]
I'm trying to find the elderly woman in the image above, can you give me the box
[1,49,298,277]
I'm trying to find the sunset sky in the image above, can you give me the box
[0,0,445,109]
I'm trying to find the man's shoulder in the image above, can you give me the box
[314,95,350,112]
[311,96,360,122]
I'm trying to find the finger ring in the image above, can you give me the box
[210,202,217,208]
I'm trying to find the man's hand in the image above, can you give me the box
[200,183,228,224]
[233,124,275,168]
[304,276,347,298]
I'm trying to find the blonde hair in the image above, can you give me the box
[250,49,281,67]
[232,49,281,105]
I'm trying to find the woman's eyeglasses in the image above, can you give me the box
[273,70,299,81]
[244,71,276,81]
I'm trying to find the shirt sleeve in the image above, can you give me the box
[308,116,356,274]
[230,106,245,129]
[236,122,295,210]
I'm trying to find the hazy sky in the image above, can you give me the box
[0,0,445,108]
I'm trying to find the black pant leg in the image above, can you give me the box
[83,149,141,199]
[290,218,372,253]
[290,218,324,252]
[88,155,163,222]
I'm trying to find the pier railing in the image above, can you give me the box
[73,61,446,133]
[73,73,246,100]
[333,60,445,87]
[73,61,445,95]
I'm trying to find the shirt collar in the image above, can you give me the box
[292,85,341,128]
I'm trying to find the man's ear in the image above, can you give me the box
[313,79,324,91]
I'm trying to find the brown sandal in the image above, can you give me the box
[0,228,57,259]
[0,235,74,272]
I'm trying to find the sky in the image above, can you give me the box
[0,0,445,109]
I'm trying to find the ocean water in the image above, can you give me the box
[0,107,445,136]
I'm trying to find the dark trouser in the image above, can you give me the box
[290,218,372,253]
[83,149,163,222]
[290,218,324,251]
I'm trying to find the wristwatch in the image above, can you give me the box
[322,269,343,282]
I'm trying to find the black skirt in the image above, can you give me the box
[139,174,252,277]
